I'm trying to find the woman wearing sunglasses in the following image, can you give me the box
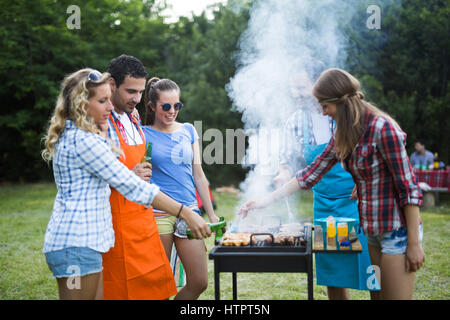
[142,77,219,300]
[41,69,210,300]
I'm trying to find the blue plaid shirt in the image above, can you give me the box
[280,108,334,170]
[43,120,160,253]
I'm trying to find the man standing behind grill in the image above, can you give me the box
[272,66,378,299]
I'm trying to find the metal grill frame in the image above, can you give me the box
[208,225,313,300]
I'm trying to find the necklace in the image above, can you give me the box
[123,122,139,145]
[117,112,140,145]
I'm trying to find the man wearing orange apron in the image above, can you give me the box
[102,55,177,299]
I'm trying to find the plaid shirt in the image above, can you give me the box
[43,120,159,253]
[280,108,334,170]
[296,112,422,236]
[413,168,449,189]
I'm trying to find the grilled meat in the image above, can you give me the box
[219,223,306,246]
[221,233,251,246]
[250,235,273,245]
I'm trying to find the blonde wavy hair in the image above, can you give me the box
[312,68,399,160]
[41,68,111,162]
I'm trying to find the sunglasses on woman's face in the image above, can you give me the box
[160,102,183,112]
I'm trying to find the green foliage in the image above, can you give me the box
[0,0,448,185]
[169,5,248,185]
[163,3,251,186]
[344,0,450,161]
[0,0,170,182]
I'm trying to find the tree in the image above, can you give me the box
[0,0,169,182]
[163,1,251,186]
[1,0,447,185]
[344,0,449,162]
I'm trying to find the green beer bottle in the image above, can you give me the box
[186,217,227,242]
[142,142,152,164]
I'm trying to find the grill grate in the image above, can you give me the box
[249,235,305,247]
[209,225,313,300]
[218,223,308,249]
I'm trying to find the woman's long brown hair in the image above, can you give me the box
[312,68,399,160]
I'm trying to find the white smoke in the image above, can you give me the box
[226,0,352,220]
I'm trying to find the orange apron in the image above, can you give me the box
[102,114,177,300]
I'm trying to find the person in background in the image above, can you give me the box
[410,139,434,169]
[242,68,425,300]
[273,68,377,300]
[41,68,210,300]
[142,77,219,300]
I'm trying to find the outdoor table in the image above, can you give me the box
[413,168,449,207]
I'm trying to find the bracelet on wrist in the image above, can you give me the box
[176,204,184,219]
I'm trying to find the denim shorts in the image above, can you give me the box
[366,224,423,255]
[174,206,201,239]
[44,247,103,278]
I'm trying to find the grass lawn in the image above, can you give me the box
[0,182,448,300]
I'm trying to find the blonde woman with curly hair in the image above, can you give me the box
[42,68,210,300]
[241,68,425,300]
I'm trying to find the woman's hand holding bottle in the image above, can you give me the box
[181,207,211,239]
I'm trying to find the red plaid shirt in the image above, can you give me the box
[296,111,422,236]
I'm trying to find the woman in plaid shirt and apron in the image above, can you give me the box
[241,68,425,300]
[41,69,210,299]
[274,71,376,299]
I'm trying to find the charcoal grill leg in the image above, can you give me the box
[232,272,237,300]
[214,260,220,300]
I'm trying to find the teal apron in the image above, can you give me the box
[303,114,375,290]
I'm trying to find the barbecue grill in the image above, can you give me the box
[208,225,313,300]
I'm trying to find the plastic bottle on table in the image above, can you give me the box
[326,216,336,249]
[433,153,439,170]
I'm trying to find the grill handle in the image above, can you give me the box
[250,233,274,246]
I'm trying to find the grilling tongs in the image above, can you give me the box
[284,198,295,222]
[186,216,227,243]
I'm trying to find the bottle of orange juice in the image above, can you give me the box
[326,216,336,249]
[326,216,336,238]
[337,222,348,247]
[337,222,348,238]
